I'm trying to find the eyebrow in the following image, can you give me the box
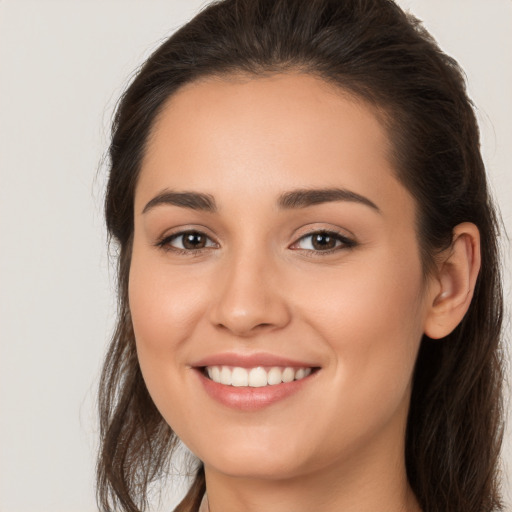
[278,188,380,212]
[142,191,217,214]
[142,187,380,214]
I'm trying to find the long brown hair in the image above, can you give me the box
[97,1,505,511]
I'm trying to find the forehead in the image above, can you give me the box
[137,73,411,218]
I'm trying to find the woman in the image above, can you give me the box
[97,1,505,511]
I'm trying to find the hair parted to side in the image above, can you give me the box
[98,1,505,511]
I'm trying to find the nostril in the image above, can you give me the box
[214,321,278,337]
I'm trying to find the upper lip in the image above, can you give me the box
[191,352,319,369]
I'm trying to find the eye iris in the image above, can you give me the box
[183,232,206,249]
[312,232,337,250]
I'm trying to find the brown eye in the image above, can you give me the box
[159,230,217,252]
[182,232,208,249]
[292,230,356,252]
[311,232,337,250]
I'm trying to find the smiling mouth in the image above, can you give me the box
[202,365,317,388]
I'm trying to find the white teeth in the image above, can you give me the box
[205,365,314,387]
[248,367,268,387]
[231,367,249,387]
[220,366,232,385]
[282,367,295,383]
[267,367,283,386]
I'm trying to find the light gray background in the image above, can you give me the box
[0,1,510,511]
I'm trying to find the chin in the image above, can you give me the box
[206,457,304,481]
[197,439,319,481]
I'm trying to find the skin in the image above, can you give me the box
[129,73,480,512]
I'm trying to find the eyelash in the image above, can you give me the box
[290,230,357,254]
[156,230,218,256]
[155,229,356,256]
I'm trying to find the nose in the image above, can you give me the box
[208,250,291,337]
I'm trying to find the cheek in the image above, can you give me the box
[289,257,426,461]
[128,252,208,356]
[128,256,216,446]
[295,249,426,402]
[297,250,425,336]
[127,248,211,422]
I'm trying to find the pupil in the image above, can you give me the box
[312,233,335,250]
[183,232,205,249]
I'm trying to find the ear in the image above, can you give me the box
[424,222,481,339]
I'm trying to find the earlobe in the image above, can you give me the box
[424,222,481,340]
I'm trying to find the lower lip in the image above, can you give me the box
[195,369,317,411]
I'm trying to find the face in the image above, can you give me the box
[129,73,434,481]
